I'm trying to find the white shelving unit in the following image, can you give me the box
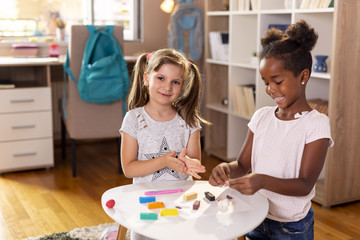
[205,0,334,162]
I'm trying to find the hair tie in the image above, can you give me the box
[187,61,191,67]
[146,54,152,61]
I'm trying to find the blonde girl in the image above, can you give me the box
[120,48,209,184]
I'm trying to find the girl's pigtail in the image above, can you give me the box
[127,53,150,110]
[176,61,210,128]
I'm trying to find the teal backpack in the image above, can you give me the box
[63,25,130,117]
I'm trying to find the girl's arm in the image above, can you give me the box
[228,138,330,196]
[121,132,186,178]
[185,130,201,160]
[209,129,253,186]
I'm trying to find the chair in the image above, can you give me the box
[61,25,126,177]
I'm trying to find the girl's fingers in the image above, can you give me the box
[188,170,202,179]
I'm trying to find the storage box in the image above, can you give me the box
[10,43,39,57]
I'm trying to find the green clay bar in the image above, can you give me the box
[140,212,158,220]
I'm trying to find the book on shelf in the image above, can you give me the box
[208,32,229,61]
[299,0,332,8]
[308,98,328,115]
[309,0,320,9]
[299,0,311,9]
[250,0,259,10]
[237,0,252,11]
[232,84,256,117]
[0,80,15,89]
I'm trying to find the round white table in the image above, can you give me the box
[102,180,268,240]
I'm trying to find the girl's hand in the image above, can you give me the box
[228,173,264,195]
[178,148,206,179]
[209,162,231,187]
[163,151,186,174]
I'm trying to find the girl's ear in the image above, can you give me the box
[300,69,310,85]
[143,72,149,86]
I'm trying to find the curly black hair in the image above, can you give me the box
[259,20,318,77]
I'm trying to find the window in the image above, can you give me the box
[93,0,141,41]
[0,0,142,41]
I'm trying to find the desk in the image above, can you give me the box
[0,56,137,173]
[102,180,269,240]
[0,57,64,173]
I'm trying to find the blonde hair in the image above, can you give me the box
[127,48,209,128]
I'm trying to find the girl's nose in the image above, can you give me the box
[267,83,276,94]
[163,81,171,90]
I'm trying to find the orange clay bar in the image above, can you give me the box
[147,201,165,209]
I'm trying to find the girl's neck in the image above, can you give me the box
[144,103,177,122]
[275,101,312,120]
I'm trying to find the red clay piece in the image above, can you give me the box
[106,199,115,208]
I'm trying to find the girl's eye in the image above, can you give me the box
[173,80,181,85]
[275,80,283,85]
[157,76,164,81]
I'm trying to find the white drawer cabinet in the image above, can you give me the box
[0,138,54,172]
[0,63,55,174]
[0,88,51,113]
[0,111,52,142]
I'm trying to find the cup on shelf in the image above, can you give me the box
[49,43,60,57]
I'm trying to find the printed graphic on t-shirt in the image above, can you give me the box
[144,137,181,181]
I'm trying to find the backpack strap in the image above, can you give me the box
[62,51,74,119]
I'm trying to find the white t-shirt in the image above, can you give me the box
[248,106,333,222]
[120,107,200,184]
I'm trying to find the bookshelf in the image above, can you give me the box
[205,0,360,207]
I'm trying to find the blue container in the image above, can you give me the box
[313,55,328,73]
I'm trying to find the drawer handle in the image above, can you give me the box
[10,98,35,103]
[12,124,36,129]
[13,151,37,157]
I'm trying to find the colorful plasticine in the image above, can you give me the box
[106,199,115,208]
[160,208,178,216]
[193,200,200,210]
[147,201,165,209]
[140,212,158,220]
[139,196,156,203]
[226,195,233,199]
[145,189,183,195]
[205,191,215,201]
[183,192,197,201]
